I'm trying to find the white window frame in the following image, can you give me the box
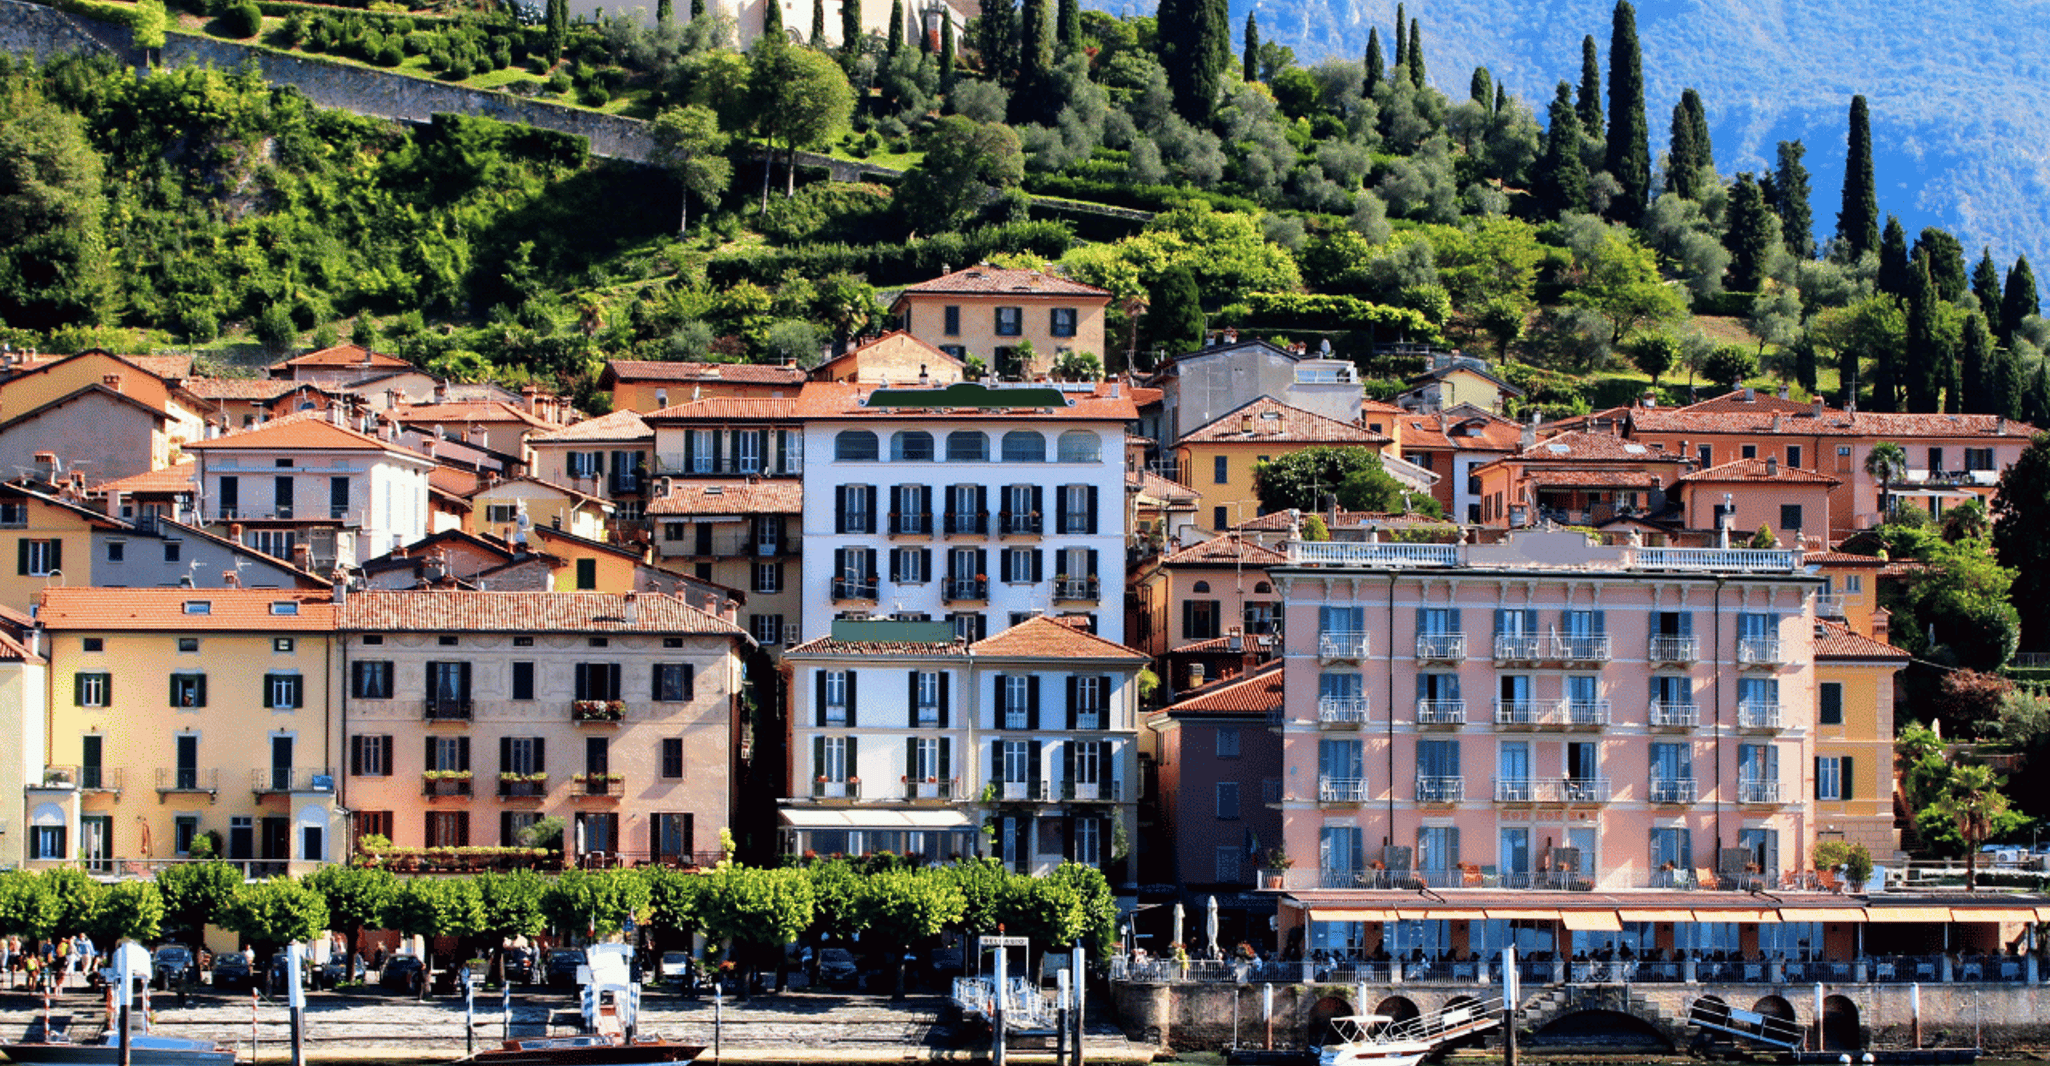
[1073,817,1101,866]
[755,562,783,593]
[1002,740,1030,784]
[750,614,784,645]
[1003,677,1031,729]
[736,432,762,474]
[1817,756,1844,801]
[1075,740,1103,785]
[691,433,714,473]
[1075,675,1103,729]
[913,737,941,781]
[78,673,110,708]
[916,672,941,724]
[24,540,56,577]
[1063,484,1090,533]
[820,737,847,782]
[266,673,301,709]
[824,671,848,724]
[898,548,929,584]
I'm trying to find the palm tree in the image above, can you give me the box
[1865,440,1909,521]
[1936,762,2010,892]
[1941,498,1990,542]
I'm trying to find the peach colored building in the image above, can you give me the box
[1265,531,1822,957]
[1470,430,1689,529]
[599,361,809,416]
[810,331,966,386]
[336,590,749,865]
[1672,457,1840,549]
[890,266,1111,381]
[1128,534,1283,693]
[1396,405,1522,523]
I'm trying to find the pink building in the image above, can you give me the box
[1267,531,1821,957]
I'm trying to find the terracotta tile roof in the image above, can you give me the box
[1162,534,1287,566]
[1127,386,1163,408]
[1130,470,1199,505]
[897,265,1110,299]
[1403,358,1525,395]
[527,523,637,559]
[1513,430,1681,462]
[95,461,198,495]
[1629,405,2037,439]
[399,401,553,429]
[1676,457,1841,486]
[272,344,410,370]
[1179,396,1389,445]
[338,590,743,635]
[1815,619,1910,661]
[1159,661,1284,715]
[1805,550,1887,567]
[646,479,802,515]
[125,354,193,380]
[529,408,653,443]
[785,635,969,658]
[1401,412,1523,452]
[185,414,418,456]
[1675,389,1821,415]
[184,377,318,401]
[1231,509,1452,532]
[793,381,1139,422]
[969,615,1148,661]
[0,383,170,430]
[646,397,800,422]
[814,331,964,375]
[429,466,482,497]
[0,629,43,664]
[39,588,335,631]
[470,476,612,507]
[604,360,809,385]
[1527,469,1666,490]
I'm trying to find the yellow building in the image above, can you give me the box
[466,477,614,543]
[0,481,129,614]
[1395,353,1528,415]
[598,361,808,415]
[890,266,1111,380]
[529,525,643,592]
[1813,619,1910,861]
[0,606,47,870]
[35,588,341,875]
[1172,397,1394,533]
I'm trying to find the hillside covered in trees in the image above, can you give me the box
[1,0,2045,422]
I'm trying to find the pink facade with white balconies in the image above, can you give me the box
[1269,531,1821,906]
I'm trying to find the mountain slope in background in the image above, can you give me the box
[1100,0,2050,272]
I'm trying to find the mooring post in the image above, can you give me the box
[1262,980,1273,1051]
[1071,946,1085,1066]
[115,944,131,1066]
[1503,945,1519,1066]
[1054,968,1070,1066]
[288,943,306,1066]
[992,942,1007,1066]
[1910,982,1921,1050]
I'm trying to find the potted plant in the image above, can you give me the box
[1263,848,1294,888]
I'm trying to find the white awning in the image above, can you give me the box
[778,807,976,830]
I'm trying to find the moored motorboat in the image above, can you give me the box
[464,1033,703,1066]
[0,1031,236,1066]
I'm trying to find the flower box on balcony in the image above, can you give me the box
[572,700,626,722]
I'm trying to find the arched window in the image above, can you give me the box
[1057,430,1102,463]
[945,431,990,462]
[1001,431,1046,462]
[1255,581,1273,594]
[1192,581,1211,593]
[891,431,934,461]
[835,430,880,461]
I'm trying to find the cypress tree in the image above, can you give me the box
[2026,362,2050,428]
[656,0,672,29]
[2002,255,2039,346]
[691,0,705,18]
[762,0,784,42]
[1603,1,1650,224]
[1904,253,1942,413]
[810,0,825,47]
[1876,216,1912,299]
[1665,91,1710,199]
[1243,11,1258,83]
[1944,339,1963,415]
[545,0,566,58]
[939,8,956,91]
[1839,333,1860,409]
[1870,329,1899,413]
[1836,95,1880,259]
[1961,311,1995,414]
[884,0,902,55]
[1914,228,1967,304]
[1794,337,1819,394]
[1724,173,1777,293]
[1470,66,1493,108]
[1057,0,1079,54]
[1407,16,1425,87]
[1994,344,2025,420]
[1536,81,1590,218]
[920,8,933,51]
[1393,3,1407,72]
[1972,248,2003,325]
[1772,140,1815,259]
[1017,0,1051,93]
[1146,266,1207,357]
[1364,27,1384,96]
[1576,34,1603,141]
[976,0,1010,79]
[1161,0,1227,121]
[1494,81,1506,114]
[840,0,860,53]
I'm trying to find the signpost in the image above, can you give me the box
[980,936,1030,1066]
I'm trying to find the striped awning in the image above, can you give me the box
[1561,911,1624,932]
[1950,908,2038,924]
[1869,907,1954,923]
[1309,908,1403,922]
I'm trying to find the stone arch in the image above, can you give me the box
[1373,995,1420,1026]
[1530,1009,1675,1052]
[1752,995,1797,1027]
[1307,995,1353,1046]
[1822,995,1861,1050]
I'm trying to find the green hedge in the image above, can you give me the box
[1695,290,1760,317]
[1022,172,1259,216]
[1216,291,1441,342]
[705,221,1075,288]
[44,0,137,27]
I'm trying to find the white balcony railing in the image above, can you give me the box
[1318,776,1368,803]
[1565,700,1612,727]
[1415,700,1467,726]
[1494,700,1555,726]
[1814,594,1846,620]
[1415,633,1466,660]
[1634,548,1802,572]
[1738,637,1785,666]
[1550,635,1612,661]
[1317,697,1369,725]
[1493,634,1543,661]
[1649,635,1700,662]
[1319,632,1371,660]
[1739,780,1784,804]
[1649,778,1698,804]
[1290,542,1459,567]
[1738,702,1784,729]
[1415,775,1464,802]
[1494,778,1611,804]
[1649,701,1699,728]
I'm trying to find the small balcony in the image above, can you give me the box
[1318,776,1368,804]
[1494,700,1556,728]
[1493,634,1542,663]
[251,768,335,795]
[1549,635,1612,662]
[1059,779,1122,802]
[1738,637,1785,667]
[422,772,473,798]
[1737,701,1784,731]
[943,578,989,601]
[497,775,549,798]
[1494,778,1610,805]
[1416,775,1464,804]
[1649,701,1699,730]
[1317,697,1369,727]
[424,698,472,721]
[571,700,627,724]
[904,778,957,802]
[1738,780,1784,805]
[1053,577,1099,602]
[1415,633,1465,662]
[1318,632,1370,661]
[832,577,878,601]
[811,777,862,802]
[998,512,1042,535]
[1649,635,1699,663]
[73,767,123,794]
[1814,594,1846,620]
[154,768,218,796]
[992,780,1049,802]
[889,513,933,536]
[1564,701,1612,729]
[943,512,989,536]
[1415,700,1466,727]
[573,773,626,798]
[1649,778,1698,804]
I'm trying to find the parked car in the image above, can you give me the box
[152,946,195,990]
[211,953,252,992]
[544,949,585,989]
[656,952,692,985]
[379,955,425,994]
[502,947,537,985]
[816,948,858,991]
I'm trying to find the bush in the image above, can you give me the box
[704,221,1074,289]
[1216,292,1440,341]
[582,84,610,106]
[376,41,403,66]
[757,182,900,245]
[546,72,572,94]
[222,1,263,37]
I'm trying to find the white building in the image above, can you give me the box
[184,412,436,571]
[780,616,1144,882]
[797,380,1136,645]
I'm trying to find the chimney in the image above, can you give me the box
[1189,662,1205,685]
[1765,457,1778,477]
[229,523,244,542]
[385,389,399,411]
[1110,381,1121,398]
[360,346,374,366]
[1772,412,1782,433]
[332,579,348,604]
[918,364,930,386]
[179,573,194,588]
[102,374,122,392]
[1778,385,1790,400]
[292,543,312,570]
[1871,606,1891,642]
[1812,396,1824,418]
[32,451,58,481]
[433,380,448,404]
[521,384,539,412]
[223,570,240,589]
[1240,415,1255,435]
[622,590,638,624]
[1997,416,2008,435]
[1716,492,1734,549]
[1743,386,1755,402]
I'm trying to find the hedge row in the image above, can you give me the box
[705,221,1076,288]
[44,0,137,27]
[1217,291,1442,341]
[1021,172,1262,216]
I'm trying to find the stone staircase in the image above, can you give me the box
[1506,983,1692,1050]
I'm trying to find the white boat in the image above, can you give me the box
[1317,999,1502,1066]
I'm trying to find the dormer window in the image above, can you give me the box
[183,601,212,615]
[270,601,299,616]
